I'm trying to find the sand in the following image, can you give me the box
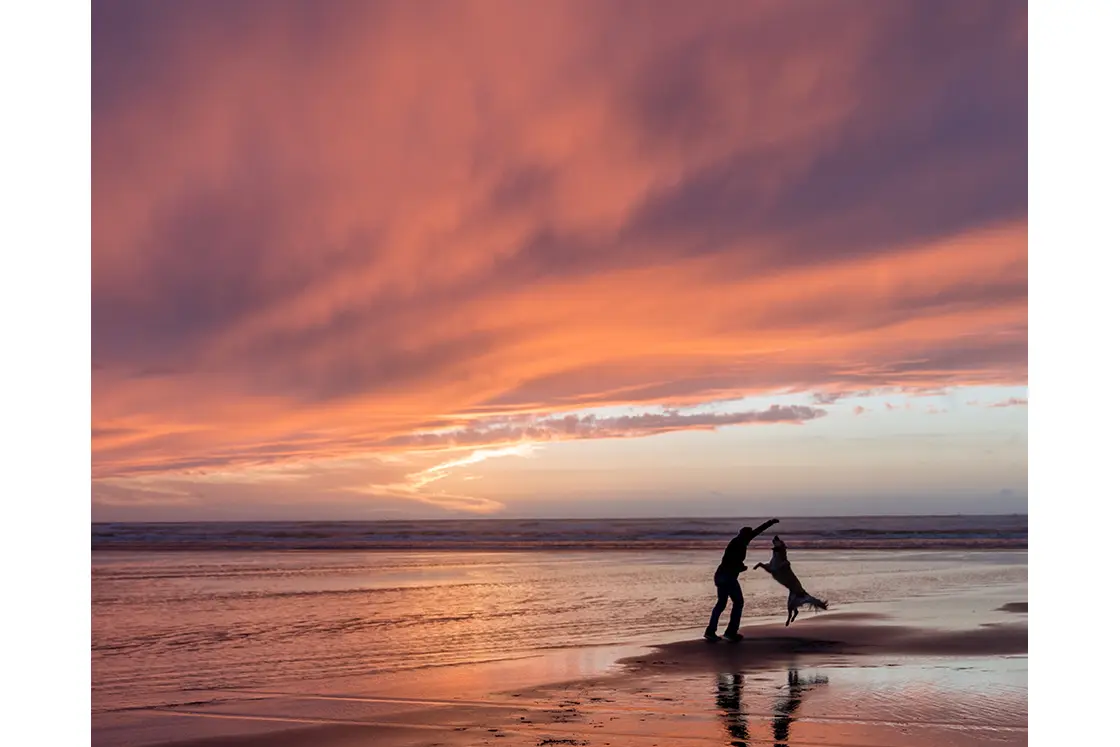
[93,600,1027,747]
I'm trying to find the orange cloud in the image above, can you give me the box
[93,1,1026,506]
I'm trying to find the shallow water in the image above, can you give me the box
[92,548,1026,714]
[523,656,1028,746]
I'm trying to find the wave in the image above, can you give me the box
[91,516,1027,551]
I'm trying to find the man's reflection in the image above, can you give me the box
[716,672,749,746]
[714,668,830,747]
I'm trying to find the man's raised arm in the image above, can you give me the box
[748,518,780,540]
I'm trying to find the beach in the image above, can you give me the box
[92,520,1027,746]
[94,590,1026,747]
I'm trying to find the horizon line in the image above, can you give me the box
[91,511,1027,525]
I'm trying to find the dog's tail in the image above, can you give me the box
[793,592,829,611]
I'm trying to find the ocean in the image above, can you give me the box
[91,515,1027,718]
[92,514,1026,552]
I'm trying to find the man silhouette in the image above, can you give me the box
[704,519,779,642]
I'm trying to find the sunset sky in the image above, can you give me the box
[91,0,1027,521]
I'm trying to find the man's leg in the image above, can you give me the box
[726,578,745,634]
[706,578,730,636]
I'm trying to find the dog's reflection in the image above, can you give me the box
[772,669,829,745]
[714,668,830,746]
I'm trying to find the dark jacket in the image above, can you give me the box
[716,519,780,576]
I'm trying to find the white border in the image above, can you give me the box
[1029,0,1120,741]
[1,2,91,744]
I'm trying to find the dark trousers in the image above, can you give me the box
[706,570,744,635]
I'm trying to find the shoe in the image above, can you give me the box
[703,631,720,642]
[722,632,744,642]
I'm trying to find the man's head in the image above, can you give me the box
[739,526,753,537]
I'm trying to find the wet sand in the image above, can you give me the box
[94,594,1027,747]
[620,616,1027,673]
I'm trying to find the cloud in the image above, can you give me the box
[92,480,201,508]
[990,398,1028,408]
[811,389,881,405]
[348,445,540,515]
[93,454,510,518]
[92,1,1026,500]
[409,444,538,488]
[386,405,826,452]
[351,485,507,515]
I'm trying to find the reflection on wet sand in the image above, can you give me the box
[773,670,830,745]
[717,673,750,746]
[715,668,830,746]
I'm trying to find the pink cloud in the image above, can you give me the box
[93,1,1027,496]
